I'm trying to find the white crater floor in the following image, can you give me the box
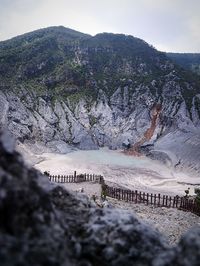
[35,148,199,196]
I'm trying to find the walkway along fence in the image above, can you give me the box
[46,172,200,216]
[104,186,200,216]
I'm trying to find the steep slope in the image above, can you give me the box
[167,52,200,76]
[0,26,200,173]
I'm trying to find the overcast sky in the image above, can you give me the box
[0,0,200,52]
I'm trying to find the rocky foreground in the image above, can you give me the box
[0,130,200,266]
[109,198,200,245]
[61,181,200,245]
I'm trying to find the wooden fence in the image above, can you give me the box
[47,171,103,184]
[46,171,200,216]
[105,186,200,216]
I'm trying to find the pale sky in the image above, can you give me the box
[0,0,200,52]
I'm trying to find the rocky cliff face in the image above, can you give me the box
[0,130,200,266]
[0,26,200,172]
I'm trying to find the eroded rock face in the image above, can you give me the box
[0,130,200,266]
[0,27,200,173]
[1,85,200,173]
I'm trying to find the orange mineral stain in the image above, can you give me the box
[124,104,162,156]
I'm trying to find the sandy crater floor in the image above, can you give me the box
[35,148,199,196]
[34,148,200,246]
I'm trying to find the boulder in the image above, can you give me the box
[0,130,200,266]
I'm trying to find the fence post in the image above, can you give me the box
[129,190,131,202]
[111,187,113,198]
[172,196,175,208]
[74,171,76,178]
[112,187,114,198]
[131,191,134,202]
[135,190,138,203]
[180,197,183,210]
[154,194,156,206]
[158,194,161,206]
[143,192,145,204]
[126,190,128,202]
[139,192,142,203]
[119,189,121,200]
[166,195,168,207]
[176,196,179,208]
[162,195,165,207]
[169,196,172,207]
[121,189,123,201]
[147,193,149,205]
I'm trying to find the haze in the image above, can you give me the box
[0,0,200,52]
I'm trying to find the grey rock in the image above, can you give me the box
[46,140,76,153]
[154,226,200,266]
[1,81,200,175]
[0,130,15,153]
[0,130,200,266]
[0,92,9,125]
[146,150,173,167]
[155,130,200,174]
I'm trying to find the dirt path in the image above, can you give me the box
[60,181,200,245]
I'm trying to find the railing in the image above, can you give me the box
[105,186,200,216]
[47,171,103,184]
[45,171,200,216]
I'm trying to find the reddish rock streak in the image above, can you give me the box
[124,104,162,156]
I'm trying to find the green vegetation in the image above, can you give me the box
[194,187,200,205]
[89,115,98,127]
[167,52,200,75]
[0,26,200,117]
[101,182,107,200]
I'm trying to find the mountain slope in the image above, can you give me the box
[0,26,200,174]
[167,52,200,76]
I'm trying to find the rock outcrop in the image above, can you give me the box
[1,130,200,265]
